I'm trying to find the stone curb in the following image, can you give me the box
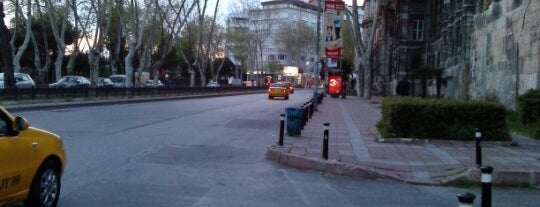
[266,145,540,188]
[3,90,265,112]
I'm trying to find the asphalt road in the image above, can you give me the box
[10,89,539,206]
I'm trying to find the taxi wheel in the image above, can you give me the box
[285,96,289,100]
[268,96,273,99]
[26,160,61,207]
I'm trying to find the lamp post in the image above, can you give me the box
[0,0,15,89]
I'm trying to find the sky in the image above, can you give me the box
[209,0,364,22]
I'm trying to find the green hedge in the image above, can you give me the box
[376,97,510,140]
[517,89,540,124]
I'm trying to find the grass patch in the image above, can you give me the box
[506,111,540,140]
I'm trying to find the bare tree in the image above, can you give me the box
[29,0,52,86]
[275,21,316,66]
[179,0,221,87]
[147,0,196,86]
[348,0,380,98]
[74,0,114,85]
[226,0,260,78]
[9,0,32,73]
[123,0,150,87]
[207,24,225,82]
[249,18,271,82]
[0,1,15,88]
[196,0,219,86]
[44,0,71,81]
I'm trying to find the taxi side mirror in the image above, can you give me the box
[14,116,29,131]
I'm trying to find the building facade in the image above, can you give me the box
[367,0,539,109]
[226,0,320,83]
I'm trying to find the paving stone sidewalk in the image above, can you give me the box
[266,95,540,187]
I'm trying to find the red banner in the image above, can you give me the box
[325,47,342,59]
[323,0,344,59]
[324,0,345,11]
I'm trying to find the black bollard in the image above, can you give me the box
[301,105,308,129]
[457,192,476,207]
[308,101,313,119]
[475,128,482,167]
[481,166,494,207]
[322,123,329,160]
[279,114,285,146]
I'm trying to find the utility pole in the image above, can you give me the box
[0,0,15,89]
[313,0,322,111]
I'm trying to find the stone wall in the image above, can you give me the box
[470,0,540,109]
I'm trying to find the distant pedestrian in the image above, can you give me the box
[333,11,342,39]
[396,76,411,96]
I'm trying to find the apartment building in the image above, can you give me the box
[226,0,320,83]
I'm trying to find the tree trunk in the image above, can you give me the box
[0,2,15,88]
[45,0,70,81]
[11,0,33,74]
[123,0,148,87]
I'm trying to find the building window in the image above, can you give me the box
[413,19,424,41]
[268,55,276,60]
[278,54,287,61]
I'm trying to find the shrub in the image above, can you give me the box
[377,97,510,140]
[517,89,540,124]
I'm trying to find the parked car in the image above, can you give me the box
[0,73,36,89]
[206,81,220,87]
[49,75,91,88]
[109,74,127,88]
[143,79,164,88]
[0,105,66,207]
[97,77,114,88]
[268,83,289,100]
[229,78,243,87]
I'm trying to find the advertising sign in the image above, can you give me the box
[324,0,345,59]
[328,75,342,95]
[283,66,299,76]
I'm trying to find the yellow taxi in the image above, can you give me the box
[0,106,66,207]
[280,82,295,94]
[268,83,289,100]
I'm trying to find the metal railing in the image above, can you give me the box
[0,86,267,102]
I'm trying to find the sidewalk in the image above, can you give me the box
[266,95,540,187]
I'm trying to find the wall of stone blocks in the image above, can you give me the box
[469,0,540,109]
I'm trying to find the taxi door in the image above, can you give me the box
[0,113,27,200]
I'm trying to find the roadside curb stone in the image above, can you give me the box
[266,94,540,188]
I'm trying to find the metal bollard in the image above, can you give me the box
[322,123,329,160]
[475,128,482,167]
[457,192,476,207]
[481,166,494,207]
[301,105,308,129]
[279,114,285,146]
[308,101,313,119]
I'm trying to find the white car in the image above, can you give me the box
[206,81,220,87]
[0,73,36,89]
[109,74,127,88]
[49,76,91,88]
[143,79,164,87]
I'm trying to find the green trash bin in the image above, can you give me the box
[285,107,303,136]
